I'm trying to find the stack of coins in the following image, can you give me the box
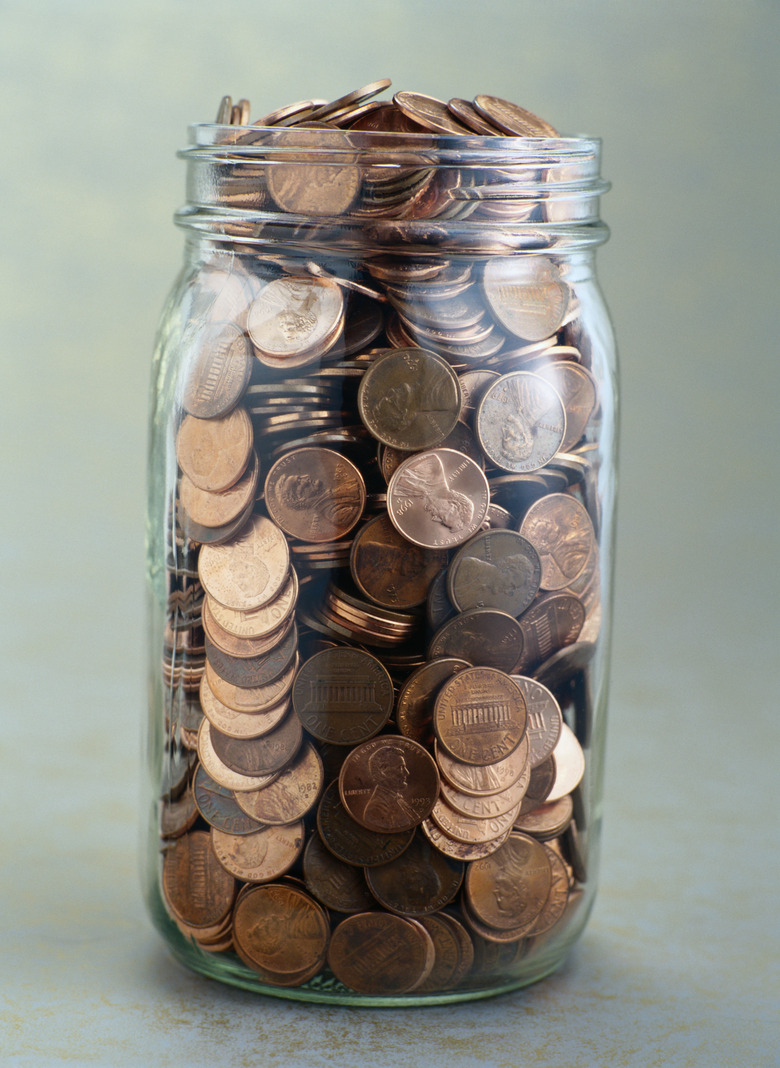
[158,80,604,997]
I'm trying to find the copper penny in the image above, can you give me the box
[393,91,474,135]
[464,831,552,931]
[429,609,525,675]
[472,95,559,137]
[514,795,573,840]
[435,734,530,797]
[387,448,489,549]
[198,514,290,611]
[518,756,556,814]
[248,275,344,365]
[364,831,464,916]
[265,126,361,216]
[316,780,414,868]
[204,623,298,688]
[162,830,236,928]
[160,783,198,839]
[327,912,435,995]
[202,600,294,660]
[532,361,598,452]
[421,815,512,861]
[199,674,290,739]
[509,675,562,768]
[179,450,260,530]
[439,764,530,819]
[234,740,324,825]
[429,795,520,845]
[181,321,253,419]
[515,592,585,672]
[396,657,471,746]
[476,371,566,474]
[339,736,439,834]
[302,831,375,914]
[433,666,527,767]
[447,529,542,617]
[292,646,394,745]
[204,655,297,713]
[205,569,297,640]
[175,406,253,492]
[209,709,302,777]
[264,447,366,543]
[211,821,304,883]
[232,883,330,979]
[192,764,266,835]
[350,512,448,609]
[519,493,596,591]
[520,846,570,936]
[414,913,467,993]
[197,718,280,792]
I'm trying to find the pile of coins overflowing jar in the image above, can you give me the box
[144,80,617,1004]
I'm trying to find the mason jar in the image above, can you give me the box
[143,105,616,1005]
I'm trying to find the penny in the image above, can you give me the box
[192,764,266,835]
[327,911,435,995]
[162,830,236,929]
[181,321,253,419]
[247,276,344,365]
[204,623,297,688]
[160,783,198,839]
[198,514,290,611]
[514,795,573,840]
[435,734,530,797]
[520,845,570,936]
[414,914,466,992]
[509,675,562,768]
[252,98,327,126]
[447,529,542,617]
[316,780,414,867]
[357,347,462,450]
[426,567,457,630]
[175,406,254,493]
[364,831,464,916]
[428,608,525,673]
[464,831,552,931]
[547,723,585,801]
[204,655,297,713]
[439,763,529,819]
[473,95,559,138]
[518,756,557,814]
[387,448,489,549]
[179,449,260,529]
[429,794,520,845]
[264,447,365,543]
[421,816,511,861]
[232,883,329,980]
[483,256,569,342]
[433,665,527,767]
[209,709,302,777]
[447,98,503,135]
[292,646,394,745]
[458,369,500,423]
[515,592,585,672]
[199,674,290,739]
[189,263,263,332]
[393,91,474,136]
[396,657,471,746]
[531,361,598,452]
[202,599,293,659]
[339,736,439,833]
[211,822,305,883]
[305,78,392,123]
[302,831,375,914]
[197,718,280,792]
[534,640,596,691]
[234,741,324,825]
[476,371,566,474]
[350,513,448,609]
[520,493,595,590]
[178,494,256,548]
[265,126,360,216]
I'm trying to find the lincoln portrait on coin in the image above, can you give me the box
[278,471,363,529]
[363,745,420,828]
[394,452,474,534]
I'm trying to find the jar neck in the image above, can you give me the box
[176,125,610,257]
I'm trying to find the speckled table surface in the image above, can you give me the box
[1,3,778,1065]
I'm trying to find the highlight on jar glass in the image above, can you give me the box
[143,79,617,1005]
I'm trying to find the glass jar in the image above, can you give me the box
[143,118,616,1005]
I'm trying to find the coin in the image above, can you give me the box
[396,657,471,746]
[327,911,435,995]
[162,830,236,929]
[531,360,598,452]
[476,371,566,474]
[472,95,559,138]
[204,622,297,688]
[302,831,375,914]
[350,512,448,609]
[264,447,365,542]
[232,883,329,981]
[414,913,466,992]
[519,493,596,590]
[179,450,260,529]
[393,91,474,135]
[247,276,344,365]
[208,709,302,777]
[180,321,253,419]
[483,256,569,342]
[357,347,462,450]
[364,831,464,916]
[339,736,439,834]
[435,734,530,797]
[447,98,502,136]
[197,718,280,792]
[428,608,525,673]
[420,816,512,861]
[265,126,361,216]
[547,723,585,801]
[447,529,542,617]
[205,569,297,640]
[199,674,290,739]
[160,783,198,839]
[439,768,529,820]
[211,822,305,883]
[514,795,573,840]
[429,794,520,845]
[387,448,489,549]
[433,665,527,766]
[292,646,394,745]
[175,406,253,493]
[192,764,266,835]
[305,78,392,123]
[234,740,324,825]
[198,514,290,611]
[316,780,414,867]
[509,675,562,768]
[515,592,585,672]
[204,654,297,713]
[464,831,552,930]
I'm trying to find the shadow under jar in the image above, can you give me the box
[143,117,617,1005]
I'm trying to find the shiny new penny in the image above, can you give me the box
[204,655,297,713]
[192,764,266,835]
[302,832,375,914]
[181,321,253,419]
[162,830,236,928]
[179,450,260,529]
[519,493,595,590]
[387,448,489,549]
[205,569,297,640]
[434,666,527,767]
[292,646,394,745]
[197,718,280,793]
[264,447,365,542]
[428,609,525,674]
[232,883,330,978]
[436,734,530,797]
[364,831,464,916]
[447,529,541,616]
[247,275,344,363]
[482,256,569,342]
[396,657,471,746]
[198,514,290,611]
[199,674,290,739]
[476,371,566,474]
[327,912,435,995]
[316,780,415,867]
[211,821,305,883]
[235,740,324,825]
[357,347,462,450]
[339,736,439,833]
[209,709,302,777]
[464,831,553,930]
[175,405,253,492]
[547,723,585,801]
[350,512,448,609]
[509,675,562,767]
[515,592,585,672]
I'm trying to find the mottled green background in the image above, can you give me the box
[1,3,777,1066]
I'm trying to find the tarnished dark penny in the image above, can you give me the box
[327,911,435,995]
[209,709,302,777]
[364,831,464,916]
[339,736,439,833]
[476,371,566,474]
[192,764,266,835]
[197,719,280,793]
[302,831,375,914]
[204,655,297,714]
[162,830,236,928]
[515,593,585,673]
[232,883,329,977]
[264,447,365,543]
[204,623,298,688]
[396,657,471,745]
[234,741,324,825]
[428,609,525,674]
[316,780,414,867]
[414,914,466,992]
[387,448,489,549]
[181,321,253,418]
[510,675,562,768]
[447,529,542,617]
[518,756,556,814]
[350,512,448,609]
[426,567,457,630]
[421,815,512,861]
[464,831,552,931]
[519,493,596,590]
[433,666,527,767]
[202,599,294,660]
[435,734,530,797]
[292,646,394,745]
[175,406,253,493]
[357,347,461,450]
[198,514,290,611]
[211,821,305,883]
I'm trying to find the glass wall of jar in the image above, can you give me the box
[143,119,616,1005]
